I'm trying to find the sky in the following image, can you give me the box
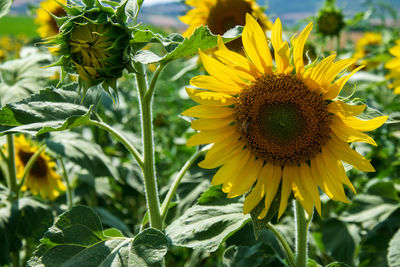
[142,0,179,6]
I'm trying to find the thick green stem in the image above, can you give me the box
[88,120,144,170]
[59,157,73,210]
[267,223,296,267]
[11,251,20,267]
[134,62,163,230]
[6,134,18,198]
[160,148,205,226]
[295,200,308,267]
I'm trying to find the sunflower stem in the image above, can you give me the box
[135,62,163,230]
[295,200,309,267]
[16,144,47,198]
[160,148,205,227]
[59,157,73,210]
[266,223,296,267]
[6,134,18,199]
[88,120,144,170]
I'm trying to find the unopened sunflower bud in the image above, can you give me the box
[49,0,132,98]
[316,0,345,37]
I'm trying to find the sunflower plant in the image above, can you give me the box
[0,0,393,266]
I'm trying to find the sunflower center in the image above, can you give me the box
[18,150,48,178]
[235,74,331,166]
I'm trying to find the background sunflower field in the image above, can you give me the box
[0,0,400,266]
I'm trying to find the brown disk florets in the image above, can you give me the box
[235,74,331,166]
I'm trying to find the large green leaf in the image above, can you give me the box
[133,25,243,64]
[322,219,358,265]
[28,206,168,267]
[0,0,12,18]
[46,132,120,180]
[387,228,400,267]
[124,0,144,22]
[165,196,250,252]
[0,87,94,136]
[223,244,285,267]
[0,51,55,105]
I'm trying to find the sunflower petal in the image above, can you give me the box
[293,22,313,76]
[190,75,241,94]
[212,149,251,185]
[185,88,237,106]
[340,116,388,132]
[324,65,364,100]
[182,105,233,118]
[278,165,294,219]
[191,116,234,131]
[299,163,321,215]
[227,158,263,197]
[327,100,366,117]
[331,116,377,146]
[186,126,236,146]
[258,164,282,219]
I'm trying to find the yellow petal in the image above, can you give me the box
[340,116,387,132]
[321,58,357,88]
[227,158,263,198]
[321,147,356,194]
[258,164,282,219]
[190,75,241,95]
[191,116,234,131]
[293,22,313,77]
[277,41,292,74]
[313,153,350,203]
[185,88,237,106]
[331,116,377,146]
[198,133,243,169]
[385,58,400,69]
[182,105,233,118]
[310,157,335,199]
[299,163,321,216]
[271,18,284,72]
[186,126,236,146]
[327,100,366,117]
[212,149,251,185]
[241,14,273,74]
[324,65,364,100]
[199,50,246,86]
[278,165,294,219]
[326,134,375,172]
[291,166,314,215]
[310,54,336,84]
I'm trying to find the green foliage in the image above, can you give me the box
[0,86,94,136]
[28,206,169,267]
[0,0,12,18]
[132,25,243,64]
[0,16,37,36]
[166,188,250,252]
[388,228,400,267]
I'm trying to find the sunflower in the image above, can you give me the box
[353,32,382,69]
[316,0,344,37]
[183,14,387,219]
[385,40,400,94]
[13,135,65,200]
[35,0,67,39]
[180,0,272,51]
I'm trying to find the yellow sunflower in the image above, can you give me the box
[385,40,400,94]
[353,32,382,69]
[35,0,67,39]
[180,0,272,50]
[183,14,387,219]
[14,135,66,200]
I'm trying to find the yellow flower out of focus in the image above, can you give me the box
[180,0,272,50]
[35,0,67,39]
[13,135,66,200]
[385,40,400,94]
[183,14,387,219]
[353,32,382,69]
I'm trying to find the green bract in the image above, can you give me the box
[49,0,132,98]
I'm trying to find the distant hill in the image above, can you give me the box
[8,0,400,29]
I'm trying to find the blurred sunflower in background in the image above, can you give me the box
[35,0,67,39]
[183,14,387,219]
[316,0,345,38]
[180,0,272,50]
[353,32,382,69]
[13,135,65,200]
[385,40,400,94]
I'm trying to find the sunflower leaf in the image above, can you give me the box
[28,206,169,267]
[387,228,400,267]
[0,87,95,136]
[132,25,243,64]
[165,200,250,252]
[0,0,12,18]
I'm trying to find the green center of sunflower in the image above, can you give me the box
[258,102,306,144]
[235,74,331,166]
[18,150,48,178]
